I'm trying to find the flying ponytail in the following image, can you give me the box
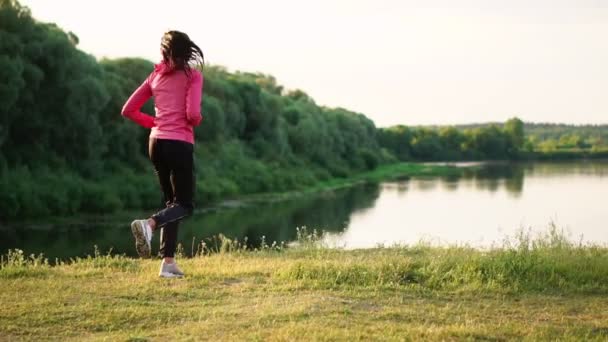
[161,30,205,77]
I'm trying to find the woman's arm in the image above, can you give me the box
[186,71,204,126]
[121,75,156,128]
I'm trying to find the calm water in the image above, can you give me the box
[1,160,607,260]
[325,160,608,248]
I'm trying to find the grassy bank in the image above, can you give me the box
[232,162,464,204]
[2,229,608,341]
[0,162,462,221]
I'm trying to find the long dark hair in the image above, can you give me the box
[161,30,205,75]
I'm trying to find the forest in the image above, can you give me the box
[1,0,606,219]
[379,121,608,161]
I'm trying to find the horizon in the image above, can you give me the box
[17,0,608,127]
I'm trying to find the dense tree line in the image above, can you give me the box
[379,121,608,162]
[523,123,608,151]
[440,122,608,152]
[378,118,525,161]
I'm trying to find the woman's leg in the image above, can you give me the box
[150,140,194,228]
[149,138,175,209]
[150,139,195,261]
[159,220,179,259]
[131,138,174,258]
[148,138,177,261]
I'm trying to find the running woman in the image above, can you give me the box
[121,30,204,278]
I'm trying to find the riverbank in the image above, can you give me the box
[2,230,607,341]
[518,149,608,161]
[224,162,465,205]
[4,154,604,221]
[0,163,464,224]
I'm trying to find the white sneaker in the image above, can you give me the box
[159,260,185,278]
[130,219,152,258]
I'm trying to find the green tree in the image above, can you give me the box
[411,129,442,160]
[438,126,465,159]
[378,125,413,161]
[504,117,524,156]
[470,126,509,159]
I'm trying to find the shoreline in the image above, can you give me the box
[3,162,467,226]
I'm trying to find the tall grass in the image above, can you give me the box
[277,224,608,293]
[2,224,607,294]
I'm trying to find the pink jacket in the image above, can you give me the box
[121,62,203,144]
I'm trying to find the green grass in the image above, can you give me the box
[321,162,464,186]
[2,227,608,341]
[230,162,464,204]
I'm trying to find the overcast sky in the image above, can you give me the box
[19,0,608,127]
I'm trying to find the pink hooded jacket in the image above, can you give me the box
[121,62,203,144]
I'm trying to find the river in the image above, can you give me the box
[1,160,606,260]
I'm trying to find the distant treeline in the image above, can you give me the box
[0,0,606,219]
[379,119,525,161]
[444,122,608,152]
[523,123,608,151]
[378,121,608,161]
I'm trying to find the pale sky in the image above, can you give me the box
[18,0,608,127]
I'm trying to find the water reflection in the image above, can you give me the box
[0,183,381,260]
[2,160,607,259]
[394,160,606,200]
[179,183,380,251]
[394,163,527,197]
[327,160,608,248]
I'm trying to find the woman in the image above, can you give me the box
[121,30,204,278]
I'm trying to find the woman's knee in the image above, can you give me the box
[177,202,194,217]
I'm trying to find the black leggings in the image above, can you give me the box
[148,138,195,258]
